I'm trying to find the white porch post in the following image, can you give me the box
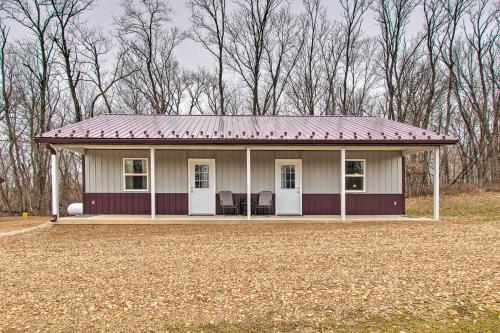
[340,148,346,220]
[151,148,156,219]
[51,150,59,222]
[246,148,251,219]
[433,146,440,220]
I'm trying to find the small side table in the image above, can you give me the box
[239,199,254,216]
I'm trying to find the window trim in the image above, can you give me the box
[123,158,149,192]
[345,159,366,193]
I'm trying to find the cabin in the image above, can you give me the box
[37,115,457,223]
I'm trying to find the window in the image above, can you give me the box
[345,159,365,191]
[123,158,148,191]
[280,164,296,189]
[194,164,209,189]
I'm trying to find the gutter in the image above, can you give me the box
[35,137,459,146]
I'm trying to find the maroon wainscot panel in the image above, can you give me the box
[302,194,340,215]
[83,192,405,215]
[84,193,151,215]
[156,193,188,215]
[302,193,404,215]
[346,194,405,215]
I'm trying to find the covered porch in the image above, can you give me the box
[49,144,442,222]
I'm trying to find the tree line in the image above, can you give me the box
[0,0,498,214]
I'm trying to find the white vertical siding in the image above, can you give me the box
[251,151,274,192]
[302,151,340,193]
[85,150,150,193]
[85,149,402,194]
[346,151,402,193]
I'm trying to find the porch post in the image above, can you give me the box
[51,149,59,222]
[340,148,346,220]
[433,146,440,220]
[151,148,156,219]
[246,148,251,219]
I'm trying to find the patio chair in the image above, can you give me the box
[254,191,273,216]
[219,191,239,215]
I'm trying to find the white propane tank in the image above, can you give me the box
[67,203,84,216]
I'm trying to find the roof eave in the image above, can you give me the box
[36,137,459,146]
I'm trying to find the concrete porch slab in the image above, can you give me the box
[56,215,432,225]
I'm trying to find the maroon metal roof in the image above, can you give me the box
[37,114,458,146]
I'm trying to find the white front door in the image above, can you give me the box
[275,159,302,215]
[188,159,216,215]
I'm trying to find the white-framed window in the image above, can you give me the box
[345,159,365,192]
[123,158,148,191]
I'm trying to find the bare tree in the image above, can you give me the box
[348,37,378,115]
[225,0,284,115]
[2,0,57,213]
[262,5,304,114]
[78,27,132,115]
[437,0,472,182]
[288,0,328,115]
[338,0,372,115]
[421,0,445,127]
[318,22,343,115]
[439,0,472,133]
[374,0,419,121]
[50,0,94,122]
[453,0,498,183]
[187,0,227,114]
[0,22,19,212]
[183,69,206,114]
[115,0,184,114]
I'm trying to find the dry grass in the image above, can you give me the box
[407,189,500,221]
[0,216,49,233]
[0,193,498,332]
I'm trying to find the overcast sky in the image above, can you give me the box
[6,0,426,69]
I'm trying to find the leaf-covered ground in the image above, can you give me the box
[0,216,48,233]
[0,191,498,332]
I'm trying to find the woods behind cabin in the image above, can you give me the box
[0,0,498,214]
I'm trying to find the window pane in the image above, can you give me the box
[195,180,209,189]
[125,175,147,190]
[346,176,364,191]
[194,164,209,188]
[124,160,134,173]
[200,172,209,182]
[195,165,208,173]
[125,159,147,174]
[281,164,295,189]
[346,161,364,175]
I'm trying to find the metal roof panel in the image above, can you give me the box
[38,114,458,146]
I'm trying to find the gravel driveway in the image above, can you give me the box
[0,219,498,332]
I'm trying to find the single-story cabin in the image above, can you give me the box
[37,115,457,223]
